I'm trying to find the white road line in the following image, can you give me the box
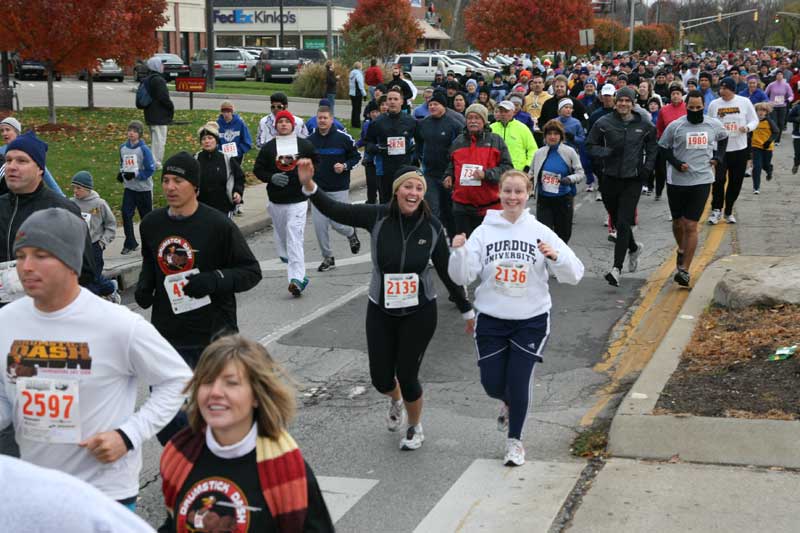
[258,285,368,346]
[317,476,379,524]
[105,85,114,90]
[413,459,583,533]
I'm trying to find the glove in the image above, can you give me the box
[116,172,124,183]
[134,288,154,309]
[270,172,290,187]
[763,142,773,151]
[182,271,219,298]
[123,172,135,181]
[560,176,572,185]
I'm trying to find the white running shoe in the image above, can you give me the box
[504,438,525,466]
[628,242,644,273]
[400,424,424,450]
[725,214,737,224]
[595,191,603,202]
[386,400,406,432]
[497,403,509,433]
[707,209,722,225]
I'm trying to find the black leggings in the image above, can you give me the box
[365,300,437,403]
[647,151,667,197]
[365,163,378,204]
[712,148,748,216]
[536,194,574,243]
[601,176,642,269]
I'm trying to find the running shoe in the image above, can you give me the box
[234,204,244,217]
[279,256,289,264]
[628,242,644,273]
[504,438,525,466]
[608,230,617,243]
[605,267,621,287]
[674,268,691,287]
[707,209,722,225]
[654,194,661,201]
[766,171,773,182]
[595,191,603,202]
[753,189,760,195]
[744,171,751,177]
[586,184,595,192]
[725,214,737,224]
[497,403,509,433]
[120,245,138,255]
[792,164,798,174]
[386,399,406,432]
[400,424,424,450]
[288,277,309,297]
[348,231,361,254]
[641,185,650,195]
[318,256,335,272]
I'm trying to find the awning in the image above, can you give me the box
[416,19,450,41]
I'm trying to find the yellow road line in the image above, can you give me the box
[579,210,728,427]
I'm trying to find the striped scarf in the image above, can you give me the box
[161,426,308,531]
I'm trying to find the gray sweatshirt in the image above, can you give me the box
[71,191,116,246]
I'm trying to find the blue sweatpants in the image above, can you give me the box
[475,312,549,439]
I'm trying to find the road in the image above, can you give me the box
[12,80,769,531]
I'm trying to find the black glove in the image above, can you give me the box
[763,141,773,151]
[560,176,572,185]
[134,288,154,309]
[182,271,220,298]
[123,172,135,181]
[116,172,124,183]
[270,172,289,187]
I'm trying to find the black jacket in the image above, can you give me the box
[539,95,589,129]
[365,111,417,178]
[586,110,658,179]
[253,137,317,204]
[415,112,465,180]
[196,149,244,214]
[143,73,175,126]
[307,128,361,192]
[0,182,96,285]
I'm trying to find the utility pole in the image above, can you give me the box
[205,0,215,89]
[327,0,333,57]
[629,0,635,51]
[279,0,285,47]
[656,1,661,24]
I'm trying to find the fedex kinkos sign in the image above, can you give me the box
[213,9,297,24]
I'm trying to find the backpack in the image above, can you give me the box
[135,76,152,109]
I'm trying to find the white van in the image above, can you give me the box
[394,53,467,82]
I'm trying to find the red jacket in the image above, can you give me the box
[790,73,800,103]
[656,102,687,139]
[445,128,513,215]
[364,66,384,87]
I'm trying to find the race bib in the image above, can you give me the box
[387,136,406,156]
[541,170,562,194]
[383,273,419,309]
[722,121,741,136]
[81,212,92,227]
[221,142,238,157]
[459,164,483,186]
[686,131,709,149]
[17,378,81,444]
[494,262,529,297]
[163,268,211,315]
[775,95,785,105]
[122,154,138,173]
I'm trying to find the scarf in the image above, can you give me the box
[161,426,308,531]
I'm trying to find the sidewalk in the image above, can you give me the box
[105,166,367,289]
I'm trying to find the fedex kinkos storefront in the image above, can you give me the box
[212,1,356,52]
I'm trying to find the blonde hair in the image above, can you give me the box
[185,335,296,439]
[755,102,773,114]
[499,169,533,194]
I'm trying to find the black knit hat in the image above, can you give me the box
[162,151,201,188]
[430,90,448,107]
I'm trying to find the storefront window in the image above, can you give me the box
[303,36,327,51]
[281,35,301,49]
[245,35,277,47]
[217,35,244,47]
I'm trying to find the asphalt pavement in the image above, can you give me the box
[11,81,800,532]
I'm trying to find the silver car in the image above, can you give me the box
[192,48,250,80]
[79,59,124,82]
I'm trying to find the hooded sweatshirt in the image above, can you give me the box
[448,209,584,321]
[119,139,156,192]
[70,190,116,246]
[216,113,253,158]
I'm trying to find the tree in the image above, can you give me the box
[464,0,594,55]
[0,0,166,123]
[341,0,422,62]
[633,24,676,52]
[593,18,628,53]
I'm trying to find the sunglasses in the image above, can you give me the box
[271,104,285,110]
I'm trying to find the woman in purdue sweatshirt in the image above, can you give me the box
[448,169,584,467]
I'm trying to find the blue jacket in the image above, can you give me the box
[413,102,430,120]
[513,110,536,132]
[216,113,252,158]
[308,127,362,192]
[701,88,717,114]
[0,145,64,196]
[739,88,769,105]
[558,116,585,151]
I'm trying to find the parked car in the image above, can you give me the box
[255,48,304,82]
[11,55,61,81]
[393,53,466,82]
[299,48,328,64]
[78,59,124,82]
[191,48,251,80]
[134,53,189,81]
[240,49,261,78]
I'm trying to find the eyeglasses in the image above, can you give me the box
[271,104,285,110]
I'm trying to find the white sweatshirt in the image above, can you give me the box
[448,209,584,320]
[707,94,759,153]
[0,288,192,500]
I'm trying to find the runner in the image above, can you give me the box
[253,110,316,296]
[448,169,584,466]
[295,161,474,451]
[706,77,759,225]
[653,82,688,201]
[586,86,657,287]
[1,208,191,508]
[750,102,779,193]
[307,105,362,272]
[529,120,584,243]
[195,122,245,217]
[255,92,308,149]
[443,104,514,237]
[160,335,334,532]
[659,89,728,287]
[490,100,538,172]
[136,152,262,372]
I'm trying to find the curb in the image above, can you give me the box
[166,90,334,105]
[107,173,367,290]
[607,255,800,468]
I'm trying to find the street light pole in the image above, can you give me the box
[279,0,285,47]
[205,0,215,89]
[629,0,635,51]
[327,0,333,57]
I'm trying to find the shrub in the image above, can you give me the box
[292,62,396,99]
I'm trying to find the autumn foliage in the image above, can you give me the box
[633,24,676,52]
[593,19,627,52]
[464,0,594,55]
[341,0,423,60]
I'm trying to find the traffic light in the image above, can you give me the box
[754,11,758,22]
[775,16,780,24]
